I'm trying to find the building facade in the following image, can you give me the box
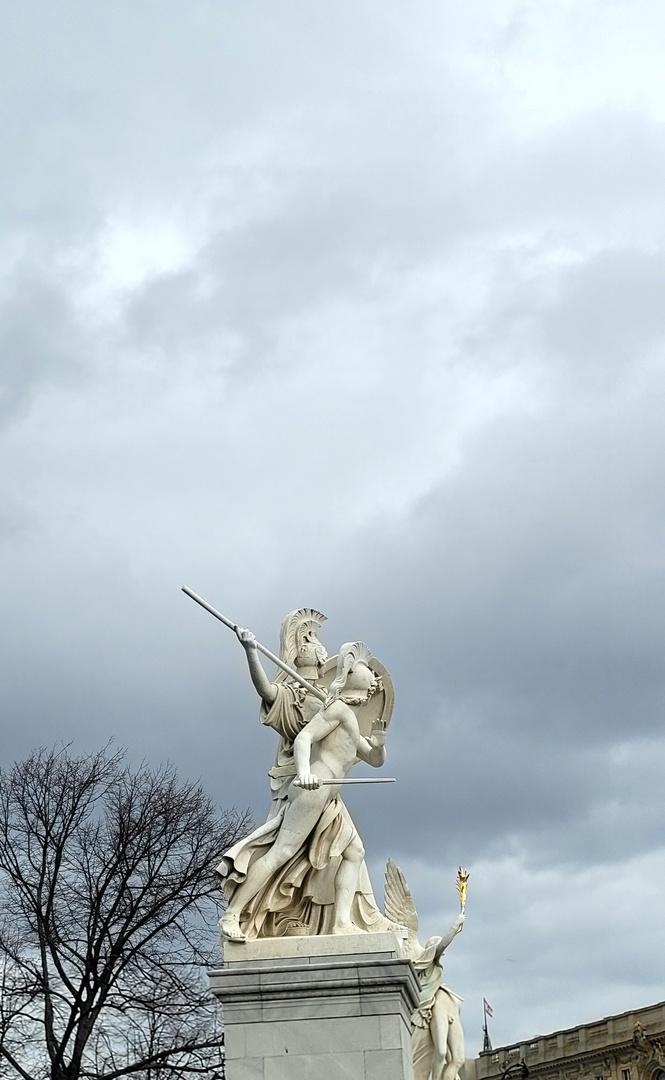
[466,1001,665,1080]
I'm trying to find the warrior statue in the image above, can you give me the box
[239,608,330,813]
[384,860,466,1080]
[214,609,400,941]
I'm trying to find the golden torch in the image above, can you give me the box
[456,866,469,913]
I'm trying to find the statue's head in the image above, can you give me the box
[342,660,376,699]
[295,624,328,670]
[326,641,378,705]
[277,608,328,682]
[413,935,443,968]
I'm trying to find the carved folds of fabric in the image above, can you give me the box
[218,796,388,940]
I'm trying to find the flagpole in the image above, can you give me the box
[483,1014,491,1053]
[482,999,493,1052]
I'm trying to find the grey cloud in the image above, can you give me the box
[541,249,665,374]
[0,267,83,420]
[1,0,665,1048]
[318,367,665,866]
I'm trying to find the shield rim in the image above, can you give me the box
[317,654,395,740]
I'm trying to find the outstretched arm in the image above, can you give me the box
[435,912,465,958]
[235,628,278,705]
[356,718,387,768]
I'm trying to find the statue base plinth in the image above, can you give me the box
[209,931,418,1080]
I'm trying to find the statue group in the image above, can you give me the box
[211,604,467,1080]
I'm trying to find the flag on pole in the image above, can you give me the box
[482,998,493,1052]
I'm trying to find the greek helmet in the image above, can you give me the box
[276,608,328,682]
[326,641,373,703]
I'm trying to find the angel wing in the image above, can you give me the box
[384,858,419,933]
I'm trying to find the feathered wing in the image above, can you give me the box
[384,859,419,933]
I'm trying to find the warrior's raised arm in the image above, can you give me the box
[235,627,277,706]
[181,588,327,701]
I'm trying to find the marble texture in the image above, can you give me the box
[223,929,408,965]
[217,615,397,943]
[384,861,466,1080]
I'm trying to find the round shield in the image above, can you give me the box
[318,654,395,741]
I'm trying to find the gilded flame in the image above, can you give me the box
[456,866,469,912]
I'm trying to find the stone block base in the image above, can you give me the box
[209,932,419,1080]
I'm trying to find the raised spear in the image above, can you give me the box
[182,586,327,702]
[182,586,397,786]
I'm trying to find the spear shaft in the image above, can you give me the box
[181,587,327,702]
[183,588,397,788]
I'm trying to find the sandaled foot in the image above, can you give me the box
[331,921,365,936]
[373,914,408,934]
[220,912,247,942]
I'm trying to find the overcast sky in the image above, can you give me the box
[2,0,665,1056]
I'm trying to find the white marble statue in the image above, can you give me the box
[217,630,398,941]
[244,608,330,810]
[384,860,466,1080]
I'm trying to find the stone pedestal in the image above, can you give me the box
[210,931,419,1080]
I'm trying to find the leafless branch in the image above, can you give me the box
[0,745,250,1080]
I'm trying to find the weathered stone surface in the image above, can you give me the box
[223,929,407,965]
[210,940,419,1080]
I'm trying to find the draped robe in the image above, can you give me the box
[216,681,392,938]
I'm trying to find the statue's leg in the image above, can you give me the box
[443,1016,465,1080]
[429,993,464,1080]
[221,791,329,940]
[331,833,365,934]
[412,1023,435,1080]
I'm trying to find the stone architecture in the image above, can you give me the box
[211,932,419,1080]
[466,1000,665,1080]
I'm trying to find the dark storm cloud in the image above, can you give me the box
[343,346,665,842]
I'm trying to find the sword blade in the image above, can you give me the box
[319,777,396,785]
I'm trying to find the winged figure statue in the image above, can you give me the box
[384,859,466,1080]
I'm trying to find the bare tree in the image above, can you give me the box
[0,745,250,1080]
